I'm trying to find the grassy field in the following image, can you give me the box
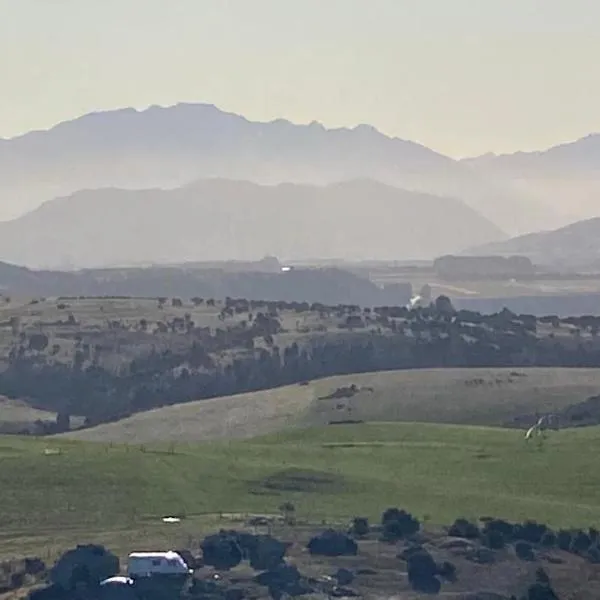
[5,421,600,560]
[0,397,56,423]
[60,367,600,443]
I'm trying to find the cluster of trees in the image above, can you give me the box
[24,508,566,600]
[3,297,600,430]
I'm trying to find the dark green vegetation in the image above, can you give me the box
[8,511,584,600]
[3,295,600,432]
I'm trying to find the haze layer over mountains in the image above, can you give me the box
[1,102,600,269]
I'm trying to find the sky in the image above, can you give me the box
[1,0,599,158]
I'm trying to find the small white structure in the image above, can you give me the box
[100,576,134,586]
[127,551,192,579]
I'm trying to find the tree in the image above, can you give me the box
[28,333,49,352]
[434,295,455,315]
[9,316,20,337]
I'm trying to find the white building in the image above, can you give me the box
[126,551,192,579]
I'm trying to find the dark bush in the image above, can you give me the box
[27,585,64,600]
[246,535,289,571]
[436,560,457,582]
[224,589,245,600]
[540,531,557,548]
[380,508,420,541]
[201,532,243,570]
[350,517,369,537]
[397,544,424,561]
[10,573,24,589]
[570,530,592,555]
[481,518,515,541]
[307,530,358,557]
[333,568,354,586]
[525,570,559,600]
[24,557,46,576]
[255,564,311,599]
[515,541,535,562]
[587,544,600,563]
[406,550,441,594]
[28,333,49,352]
[515,521,548,544]
[49,544,119,591]
[556,530,572,551]
[482,529,506,550]
[525,582,559,600]
[448,518,480,540]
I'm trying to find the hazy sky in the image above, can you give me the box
[1,0,599,157]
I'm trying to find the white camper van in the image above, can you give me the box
[126,551,192,579]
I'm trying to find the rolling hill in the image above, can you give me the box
[61,367,600,444]
[6,421,600,556]
[463,133,600,226]
[0,103,550,235]
[0,179,505,268]
[464,216,600,267]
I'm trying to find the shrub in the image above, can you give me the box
[515,541,535,561]
[481,518,515,541]
[380,508,420,541]
[307,530,358,557]
[570,530,592,555]
[201,532,243,571]
[515,520,548,544]
[482,529,506,550]
[246,535,289,571]
[49,544,119,591]
[406,550,441,594]
[448,518,479,540]
[556,530,572,551]
[540,531,557,548]
[350,517,369,537]
[587,545,600,563]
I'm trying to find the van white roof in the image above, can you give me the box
[128,551,183,560]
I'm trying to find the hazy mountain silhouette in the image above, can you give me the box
[463,134,600,225]
[464,216,600,268]
[0,179,505,269]
[0,103,550,235]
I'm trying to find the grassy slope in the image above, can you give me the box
[0,397,56,423]
[5,422,600,558]
[62,367,600,443]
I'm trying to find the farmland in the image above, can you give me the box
[61,367,600,443]
[3,294,600,435]
[3,422,600,561]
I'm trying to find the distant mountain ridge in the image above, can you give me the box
[0,102,552,235]
[463,133,600,172]
[0,179,505,269]
[0,260,406,307]
[462,133,600,224]
[464,216,600,268]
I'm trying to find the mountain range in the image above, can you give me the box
[0,103,558,236]
[2,102,600,268]
[465,217,600,268]
[0,179,504,269]
[462,134,600,224]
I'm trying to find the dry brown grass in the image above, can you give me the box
[61,367,600,443]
